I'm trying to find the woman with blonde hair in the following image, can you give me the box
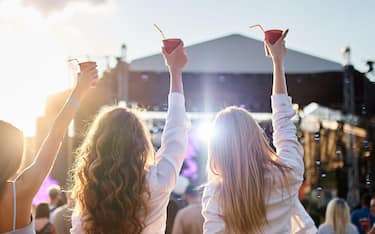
[70,43,189,234]
[318,198,358,234]
[0,62,98,234]
[202,30,317,233]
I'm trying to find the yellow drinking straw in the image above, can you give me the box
[154,24,167,40]
[249,24,266,33]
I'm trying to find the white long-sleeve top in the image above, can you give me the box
[202,94,317,234]
[71,92,189,234]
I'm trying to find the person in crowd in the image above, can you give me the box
[0,62,98,233]
[35,203,57,234]
[201,29,317,233]
[172,185,204,234]
[371,196,375,231]
[351,194,375,234]
[48,186,62,217]
[70,43,189,234]
[51,193,74,234]
[166,196,183,234]
[166,176,190,234]
[318,198,358,234]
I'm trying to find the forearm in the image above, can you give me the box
[18,88,86,192]
[48,88,84,139]
[169,68,184,94]
[272,60,288,95]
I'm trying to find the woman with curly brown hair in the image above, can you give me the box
[70,43,189,234]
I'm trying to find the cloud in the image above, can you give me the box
[21,0,108,14]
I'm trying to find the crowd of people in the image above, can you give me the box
[1,30,374,233]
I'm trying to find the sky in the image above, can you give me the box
[0,0,374,135]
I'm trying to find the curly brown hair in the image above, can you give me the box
[72,107,153,234]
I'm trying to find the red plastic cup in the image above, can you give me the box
[265,30,283,44]
[359,218,370,231]
[79,61,96,71]
[78,61,98,87]
[163,38,183,54]
[264,29,283,57]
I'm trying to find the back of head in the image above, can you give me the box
[35,202,50,219]
[48,185,61,204]
[184,185,201,203]
[325,198,350,234]
[72,107,153,234]
[207,107,287,233]
[0,120,24,197]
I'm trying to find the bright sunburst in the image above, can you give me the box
[0,0,69,136]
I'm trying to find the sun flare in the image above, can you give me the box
[0,1,69,136]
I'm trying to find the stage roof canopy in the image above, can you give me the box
[130,34,342,74]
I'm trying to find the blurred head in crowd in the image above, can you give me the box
[324,198,351,233]
[184,185,201,204]
[48,185,61,208]
[35,202,50,219]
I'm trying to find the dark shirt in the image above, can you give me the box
[351,208,375,234]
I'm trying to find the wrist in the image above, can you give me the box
[169,67,183,74]
[272,57,284,66]
[71,87,86,101]
[273,60,285,70]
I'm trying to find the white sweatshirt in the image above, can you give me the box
[202,94,317,234]
[71,92,188,234]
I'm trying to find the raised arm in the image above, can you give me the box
[266,30,304,185]
[17,63,98,197]
[164,44,186,94]
[147,43,189,191]
[265,29,289,95]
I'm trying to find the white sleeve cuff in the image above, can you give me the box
[271,94,293,111]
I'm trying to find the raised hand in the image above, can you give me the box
[268,29,289,95]
[265,29,289,63]
[75,62,99,94]
[162,43,188,72]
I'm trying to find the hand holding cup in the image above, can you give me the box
[162,43,188,71]
[76,61,99,93]
[264,29,289,62]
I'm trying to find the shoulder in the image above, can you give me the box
[349,224,359,233]
[318,223,332,231]
[179,204,201,215]
[203,182,218,196]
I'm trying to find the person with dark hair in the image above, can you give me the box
[35,203,56,234]
[172,185,204,234]
[351,194,375,234]
[0,62,98,233]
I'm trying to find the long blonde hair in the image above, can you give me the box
[207,106,289,234]
[72,107,153,234]
[324,198,351,234]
